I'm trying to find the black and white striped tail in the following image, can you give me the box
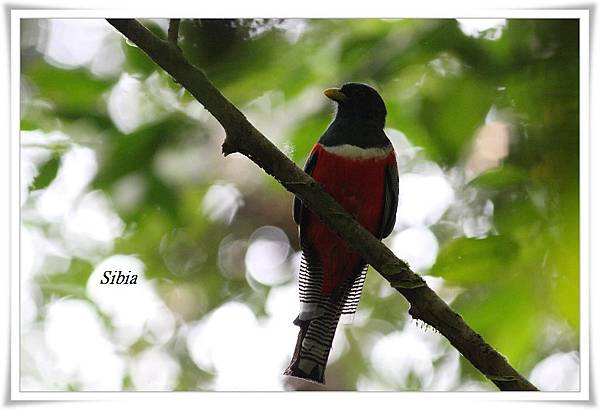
[284,250,367,384]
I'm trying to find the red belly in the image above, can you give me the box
[304,144,395,294]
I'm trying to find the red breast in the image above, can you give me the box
[304,143,395,294]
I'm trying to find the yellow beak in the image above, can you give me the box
[324,88,347,102]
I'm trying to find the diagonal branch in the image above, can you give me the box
[106,18,538,391]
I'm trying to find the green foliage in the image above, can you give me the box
[26,61,112,118]
[420,75,496,164]
[20,18,580,391]
[431,236,520,284]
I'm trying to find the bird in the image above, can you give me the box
[284,83,399,385]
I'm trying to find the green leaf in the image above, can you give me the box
[122,38,160,76]
[31,155,60,191]
[469,165,529,189]
[419,76,495,165]
[492,194,540,238]
[36,258,93,300]
[25,61,112,116]
[20,118,39,131]
[93,114,193,188]
[430,235,519,284]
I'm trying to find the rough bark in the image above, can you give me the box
[106,18,538,391]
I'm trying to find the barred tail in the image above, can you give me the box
[284,301,341,384]
[284,250,368,384]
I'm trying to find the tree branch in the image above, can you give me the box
[106,18,538,391]
[167,19,180,47]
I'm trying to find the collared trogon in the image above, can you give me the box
[284,83,399,384]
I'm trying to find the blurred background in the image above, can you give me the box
[19,18,580,391]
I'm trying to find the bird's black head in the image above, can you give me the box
[324,83,387,129]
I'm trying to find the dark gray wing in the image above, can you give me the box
[293,147,320,226]
[379,155,399,239]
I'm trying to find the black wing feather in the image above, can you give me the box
[379,157,399,239]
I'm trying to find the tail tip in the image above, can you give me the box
[283,367,325,385]
[284,358,326,385]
